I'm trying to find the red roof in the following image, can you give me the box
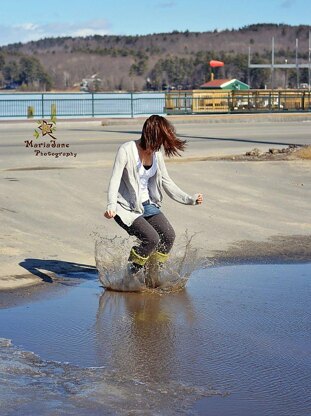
[200,79,231,88]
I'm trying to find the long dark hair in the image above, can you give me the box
[140,115,186,157]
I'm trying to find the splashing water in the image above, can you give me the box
[94,231,205,293]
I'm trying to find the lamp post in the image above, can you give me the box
[285,59,288,89]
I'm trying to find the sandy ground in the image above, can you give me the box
[0,115,310,294]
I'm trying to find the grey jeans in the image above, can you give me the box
[114,212,176,258]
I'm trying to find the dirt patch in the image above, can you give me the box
[295,145,311,160]
[210,234,311,265]
[221,145,311,162]
[168,145,311,163]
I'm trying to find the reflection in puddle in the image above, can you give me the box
[0,263,310,416]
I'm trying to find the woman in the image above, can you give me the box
[104,115,203,283]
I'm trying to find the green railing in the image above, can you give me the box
[0,93,165,119]
[1,90,311,119]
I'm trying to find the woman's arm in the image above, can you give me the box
[105,146,127,217]
[158,152,202,205]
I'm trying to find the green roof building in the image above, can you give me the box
[200,78,250,90]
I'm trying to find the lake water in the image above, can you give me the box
[0,92,166,120]
[0,263,310,415]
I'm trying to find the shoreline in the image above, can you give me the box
[1,233,310,308]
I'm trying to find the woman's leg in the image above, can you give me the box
[114,213,175,280]
[145,212,176,255]
[114,215,160,271]
[143,213,175,287]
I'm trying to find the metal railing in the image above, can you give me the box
[0,92,165,119]
[1,90,311,119]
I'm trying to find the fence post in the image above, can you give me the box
[41,94,44,118]
[92,93,95,117]
[27,106,34,118]
[130,93,134,118]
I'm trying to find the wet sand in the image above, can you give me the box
[0,118,311,289]
[0,117,310,293]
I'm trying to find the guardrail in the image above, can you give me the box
[1,90,311,119]
[0,93,165,119]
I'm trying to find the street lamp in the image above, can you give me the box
[285,59,288,89]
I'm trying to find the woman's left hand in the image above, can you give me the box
[196,193,203,205]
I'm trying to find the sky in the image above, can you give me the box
[0,0,310,46]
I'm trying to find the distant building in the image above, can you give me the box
[80,74,102,92]
[200,78,250,90]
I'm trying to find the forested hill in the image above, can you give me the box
[0,24,310,91]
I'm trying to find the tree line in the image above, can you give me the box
[0,24,310,91]
[0,49,308,92]
[0,54,52,90]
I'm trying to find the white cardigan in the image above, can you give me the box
[106,141,198,226]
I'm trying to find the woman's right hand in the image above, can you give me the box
[104,210,116,219]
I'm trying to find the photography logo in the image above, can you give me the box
[34,119,57,141]
[24,117,77,158]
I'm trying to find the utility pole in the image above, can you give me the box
[309,31,311,92]
[271,37,275,90]
[248,46,251,87]
[249,36,310,90]
[296,38,299,88]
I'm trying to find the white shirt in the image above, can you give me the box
[135,145,158,202]
[107,141,197,226]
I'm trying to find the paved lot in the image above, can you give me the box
[1,119,311,168]
[0,118,310,288]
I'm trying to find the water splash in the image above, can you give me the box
[94,231,205,293]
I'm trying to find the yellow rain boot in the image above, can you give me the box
[128,248,149,267]
[152,251,169,264]
[117,248,148,291]
[145,251,169,288]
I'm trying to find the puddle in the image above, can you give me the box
[0,263,310,415]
